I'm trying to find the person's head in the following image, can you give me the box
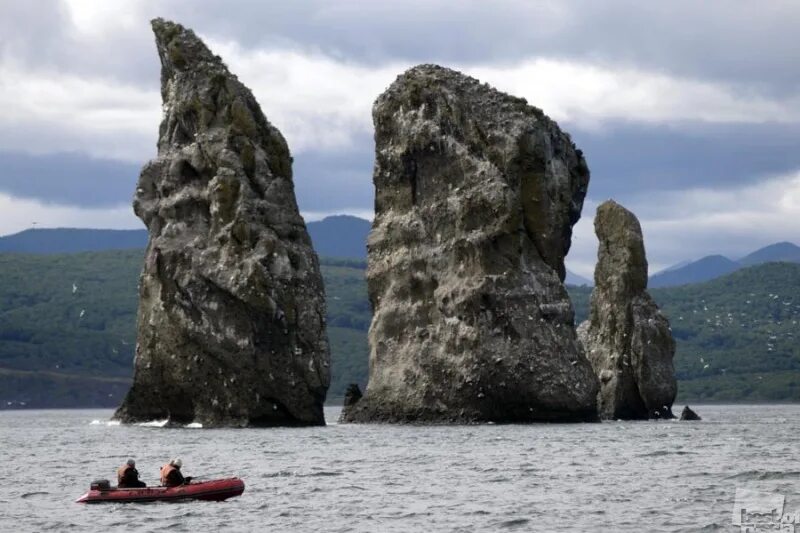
[126,458,135,467]
[170,458,182,469]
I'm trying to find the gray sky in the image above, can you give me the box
[0,0,798,276]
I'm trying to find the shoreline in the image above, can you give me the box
[3,401,800,413]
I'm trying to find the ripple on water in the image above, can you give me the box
[725,470,800,481]
[263,470,296,478]
[497,518,530,529]
[638,450,697,457]
[20,491,49,499]
[1,405,799,532]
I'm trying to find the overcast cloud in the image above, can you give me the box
[0,0,798,277]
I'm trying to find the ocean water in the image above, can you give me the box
[0,405,798,532]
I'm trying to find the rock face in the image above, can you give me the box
[341,64,599,423]
[343,384,363,409]
[680,405,701,421]
[577,200,677,420]
[114,19,330,427]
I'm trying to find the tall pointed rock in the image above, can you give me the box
[341,65,598,423]
[114,19,330,426]
[577,200,677,419]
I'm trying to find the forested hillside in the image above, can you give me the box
[0,251,369,407]
[569,262,800,402]
[0,251,797,407]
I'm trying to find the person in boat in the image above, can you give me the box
[160,458,192,487]
[117,458,146,488]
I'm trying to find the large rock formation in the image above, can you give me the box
[341,65,599,423]
[114,19,330,427]
[577,200,677,420]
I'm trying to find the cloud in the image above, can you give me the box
[212,43,800,153]
[0,61,159,161]
[4,1,800,105]
[72,1,798,93]
[2,1,799,275]
[566,170,800,278]
[0,151,139,207]
[0,193,140,236]
[469,60,800,127]
[0,190,371,236]
[291,140,375,213]
[632,171,800,267]
[63,0,151,37]
[575,122,800,197]
[564,199,600,279]
[6,35,797,164]
[207,41,406,154]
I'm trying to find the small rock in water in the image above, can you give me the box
[680,405,702,421]
[342,384,363,409]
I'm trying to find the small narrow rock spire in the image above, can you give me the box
[577,200,677,420]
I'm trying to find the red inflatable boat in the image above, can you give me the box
[76,478,245,504]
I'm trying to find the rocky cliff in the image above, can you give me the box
[114,19,330,427]
[341,64,598,423]
[577,200,677,419]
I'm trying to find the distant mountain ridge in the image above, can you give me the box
[649,242,800,288]
[0,216,372,258]
[2,223,795,289]
[649,255,740,288]
[739,241,800,266]
[0,218,591,283]
[565,270,592,286]
[306,215,370,259]
[0,228,148,253]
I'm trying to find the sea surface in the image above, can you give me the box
[0,405,798,532]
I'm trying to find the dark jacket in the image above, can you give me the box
[117,464,146,488]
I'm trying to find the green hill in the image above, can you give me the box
[0,251,370,407]
[569,262,800,402]
[0,251,798,408]
[307,215,370,259]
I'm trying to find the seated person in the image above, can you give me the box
[117,458,146,488]
[160,458,192,487]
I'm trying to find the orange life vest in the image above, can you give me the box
[160,463,178,486]
[160,464,175,485]
[117,464,134,484]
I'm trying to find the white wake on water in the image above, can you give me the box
[136,419,169,427]
[90,419,120,426]
[89,419,202,428]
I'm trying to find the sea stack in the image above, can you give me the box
[341,65,599,423]
[680,406,701,421]
[577,200,677,420]
[114,19,330,427]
